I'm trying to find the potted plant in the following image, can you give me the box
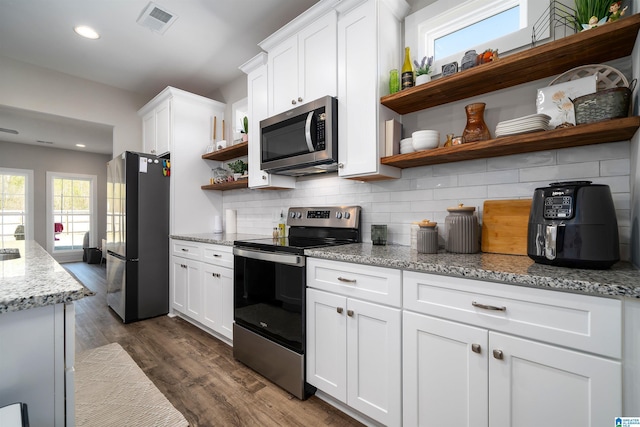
[414,56,433,85]
[240,116,248,142]
[228,159,248,180]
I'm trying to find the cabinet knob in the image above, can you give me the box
[347,310,354,317]
[291,99,297,105]
[471,343,481,354]
[262,175,267,180]
[337,307,343,314]
[493,349,504,360]
[338,163,344,169]
[180,264,187,268]
[298,97,303,102]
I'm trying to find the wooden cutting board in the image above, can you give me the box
[481,199,532,255]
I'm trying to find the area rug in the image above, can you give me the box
[75,342,189,427]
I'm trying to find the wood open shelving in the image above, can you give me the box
[381,14,640,115]
[381,117,640,168]
[201,180,249,191]
[201,141,248,161]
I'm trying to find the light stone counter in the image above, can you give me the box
[0,240,88,313]
[305,243,640,299]
[170,232,271,246]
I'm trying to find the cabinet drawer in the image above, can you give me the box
[403,271,621,358]
[203,244,233,268]
[171,240,203,261]
[307,258,401,307]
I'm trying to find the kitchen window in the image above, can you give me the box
[405,0,551,74]
[47,172,97,260]
[0,168,33,243]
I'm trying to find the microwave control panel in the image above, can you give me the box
[316,111,326,150]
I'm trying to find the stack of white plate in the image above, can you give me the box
[400,138,414,154]
[412,130,440,150]
[495,114,551,137]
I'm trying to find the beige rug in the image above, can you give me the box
[75,342,189,427]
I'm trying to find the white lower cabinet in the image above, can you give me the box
[307,258,402,426]
[403,271,622,427]
[170,239,234,343]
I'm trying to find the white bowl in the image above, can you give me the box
[412,137,440,150]
[412,130,439,138]
[400,137,413,145]
[400,146,415,154]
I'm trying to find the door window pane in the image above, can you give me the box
[0,172,28,243]
[52,176,93,251]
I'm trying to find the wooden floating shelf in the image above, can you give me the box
[380,116,640,168]
[381,14,640,115]
[201,180,249,191]
[201,141,248,161]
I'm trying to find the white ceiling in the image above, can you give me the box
[0,0,321,155]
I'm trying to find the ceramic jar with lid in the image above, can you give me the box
[416,220,439,254]
[445,204,480,253]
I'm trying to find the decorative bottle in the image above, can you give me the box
[278,211,286,238]
[462,102,491,143]
[401,47,414,90]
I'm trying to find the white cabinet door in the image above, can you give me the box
[201,263,234,341]
[306,288,347,402]
[142,110,156,154]
[297,11,337,104]
[170,255,188,312]
[268,35,298,115]
[403,311,489,427]
[489,332,622,427]
[347,297,402,426]
[185,258,202,320]
[154,98,171,155]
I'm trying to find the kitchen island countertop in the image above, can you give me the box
[305,243,640,299]
[0,240,88,313]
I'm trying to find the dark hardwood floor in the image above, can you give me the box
[64,262,364,427]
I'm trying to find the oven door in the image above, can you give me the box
[233,247,306,353]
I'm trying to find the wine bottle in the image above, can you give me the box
[401,47,414,90]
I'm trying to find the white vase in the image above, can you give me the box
[416,74,431,85]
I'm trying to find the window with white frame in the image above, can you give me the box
[0,168,34,243]
[405,0,550,74]
[47,172,97,256]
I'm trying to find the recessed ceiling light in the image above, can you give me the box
[74,25,100,40]
[76,144,86,148]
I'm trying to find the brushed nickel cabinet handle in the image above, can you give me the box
[337,276,357,283]
[181,248,189,252]
[472,301,506,312]
[347,310,354,317]
[180,264,187,268]
[493,349,504,360]
[472,343,482,354]
[213,254,222,257]
[337,307,343,314]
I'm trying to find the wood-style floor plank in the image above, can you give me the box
[64,262,364,427]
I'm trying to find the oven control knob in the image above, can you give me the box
[344,212,351,219]
[289,212,296,219]
[296,212,302,219]
[335,212,342,219]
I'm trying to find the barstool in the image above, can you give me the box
[0,402,29,426]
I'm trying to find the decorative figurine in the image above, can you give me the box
[582,15,607,30]
[442,61,458,77]
[608,1,628,22]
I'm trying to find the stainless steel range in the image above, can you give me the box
[232,206,361,399]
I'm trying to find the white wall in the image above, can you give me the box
[0,57,147,156]
[631,0,640,268]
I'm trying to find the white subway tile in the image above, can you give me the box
[487,181,543,198]
[557,141,630,163]
[600,158,630,177]
[459,169,519,186]
[519,162,599,182]
[488,151,556,170]
[390,189,434,202]
[434,186,488,200]
[432,158,487,176]
[416,175,458,190]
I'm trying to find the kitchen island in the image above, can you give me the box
[305,243,640,298]
[0,240,89,426]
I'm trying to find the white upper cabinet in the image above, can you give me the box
[265,11,337,115]
[240,53,296,189]
[336,0,408,180]
[141,97,170,155]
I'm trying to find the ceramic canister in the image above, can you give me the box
[445,204,480,253]
[417,221,439,254]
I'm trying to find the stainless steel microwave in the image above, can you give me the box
[260,96,337,176]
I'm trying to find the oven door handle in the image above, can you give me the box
[233,247,306,267]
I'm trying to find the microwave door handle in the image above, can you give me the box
[304,111,315,152]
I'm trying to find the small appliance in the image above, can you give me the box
[527,181,619,269]
[260,96,337,176]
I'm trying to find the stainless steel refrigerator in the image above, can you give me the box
[106,151,170,323]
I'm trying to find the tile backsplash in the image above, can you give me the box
[222,140,631,260]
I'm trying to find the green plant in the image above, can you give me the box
[228,159,247,174]
[413,56,433,76]
[573,0,611,28]
[241,116,248,134]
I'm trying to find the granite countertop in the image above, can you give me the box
[305,243,640,299]
[0,240,89,314]
[170,232,270,246]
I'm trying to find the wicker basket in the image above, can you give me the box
[572,79,636,125]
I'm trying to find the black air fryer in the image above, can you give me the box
[527,181,619,269]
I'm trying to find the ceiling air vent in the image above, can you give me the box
[137,2,177,34]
